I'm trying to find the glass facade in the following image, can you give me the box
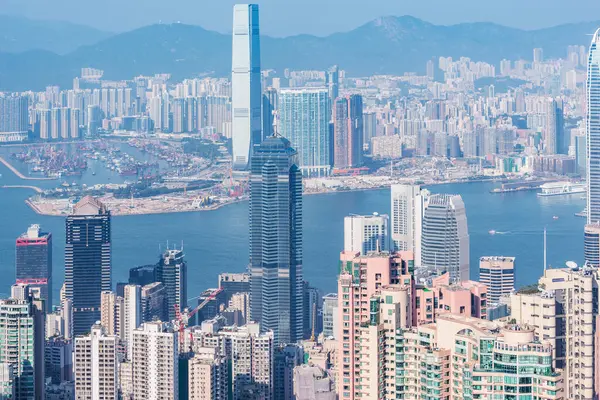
[15,227,52,308]
[64,198,111,336]
[249,136,303,344]
[231,4,262,169]
[157,249,187,321]
[587,29,600,224]
[278,88,330,174]
[421,194,470,282]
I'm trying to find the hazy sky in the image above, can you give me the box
[3,0,600,35]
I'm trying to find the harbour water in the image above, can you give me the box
[0,151,586,305]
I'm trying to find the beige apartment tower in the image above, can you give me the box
[132,322,178,400]
[74,324,118,400]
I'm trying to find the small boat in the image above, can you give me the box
[489,230,496,235]
[553,216,559,220]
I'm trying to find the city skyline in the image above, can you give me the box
[0,2,599,398]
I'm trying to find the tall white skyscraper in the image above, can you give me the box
[420,194,470,281]
[132,322,178,400]
[231,4,262,170]
[587,29,600,224]
[390,184,428,264]
[343,213,389,254]
[124,285,142,359]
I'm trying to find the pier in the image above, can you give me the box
[0,156,55,180]
[2,185,43,193]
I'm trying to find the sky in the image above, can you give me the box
[3,0,600,36]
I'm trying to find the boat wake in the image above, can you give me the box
[488,230,510,235]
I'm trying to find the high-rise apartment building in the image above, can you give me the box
[413,272,487,325]
[249,136,303,344]
[0,94,28,142]
[65,196,111,336]
[123,285,142,358]
[16,224,53,308]
[188,347,227,400]
[157,248,187,321]
[74,324,118,400]
[190,321,274,400]
[100,291,123,338]
[132,322,178,400]
[511,266,599,399]
[278,88,331,176]
[231,4,262,169]
[479,256,515,303]
[420,194,470,282]
[343,213,389,255]
[333,95,363,169]
[587,29,600,224]
[337,251,414,400]
[390,184,428,265]
[0,297,44,400]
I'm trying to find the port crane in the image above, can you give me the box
[173,287,224,347]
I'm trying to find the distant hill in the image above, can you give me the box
[0,16,599,91]
[0,15,112,54]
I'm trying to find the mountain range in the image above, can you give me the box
[0,15,599,91]
[0,15,112,54]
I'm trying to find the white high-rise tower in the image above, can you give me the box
[587,29,600,224]
[231,4,262,170]
[390,184,428,264]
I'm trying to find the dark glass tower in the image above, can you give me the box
[65,196,111,336]
[156,248,187,320]
[249,135,303,344]
[16,224,53,308]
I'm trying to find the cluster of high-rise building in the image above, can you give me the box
[4,3,600,400]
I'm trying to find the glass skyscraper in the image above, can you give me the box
[587,28,600,224]
[231,4,262,169]
[249,136,303,344]
[157,248,187,321]
[420,194,470,282]
[278,88,331,176]
[65,196,111,336]
[15,224,52,308]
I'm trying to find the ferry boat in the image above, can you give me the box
[537,181,586,197]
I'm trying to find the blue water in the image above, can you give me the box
[0,150,586,305]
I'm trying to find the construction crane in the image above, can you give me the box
[173,288,224,347]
